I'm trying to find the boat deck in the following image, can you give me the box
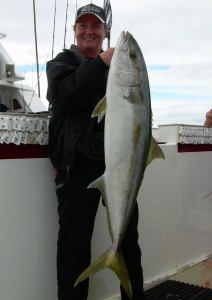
[144,258,212,300]
[170,257,212,289]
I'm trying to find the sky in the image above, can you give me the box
[0,0,211,127]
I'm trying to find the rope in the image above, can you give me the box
[32,0,41,97]
[28,54,49,108]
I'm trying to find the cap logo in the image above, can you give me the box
[81,6,101,14]
[76,4,106,23]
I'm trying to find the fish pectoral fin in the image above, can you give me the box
[146,137,165,166]
[92,96,107,123]
[74,248,132,300]
[124,88,143,105]
[88,175,107,205]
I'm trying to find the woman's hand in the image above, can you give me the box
[204,109,212,126]
[100,48,115,66]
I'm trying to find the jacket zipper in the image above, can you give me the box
[66,133,74,178]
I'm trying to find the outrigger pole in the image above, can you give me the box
[51,0,57,59]
[64,0,69,49]
[32,0,41,97]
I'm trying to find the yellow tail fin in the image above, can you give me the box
[75,247,132,299]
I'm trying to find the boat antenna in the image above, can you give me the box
[63,0,69,49]
[32,0,41,98]
[51,0,57,59]
[103,0,112,48]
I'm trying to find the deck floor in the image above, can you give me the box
[144,258,212,300]
[169,258,212,289]
[145,279,212,299]
[108,258,212,300]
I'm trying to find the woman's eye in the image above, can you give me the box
[78,24,86,29]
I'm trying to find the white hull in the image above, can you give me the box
[0,125,211,300]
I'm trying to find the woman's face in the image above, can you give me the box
[75,14,106,58]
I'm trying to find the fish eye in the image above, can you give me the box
[130,50,137,59]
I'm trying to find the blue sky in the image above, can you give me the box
[0,0,211,126]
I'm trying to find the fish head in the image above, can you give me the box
[112,31,144,88]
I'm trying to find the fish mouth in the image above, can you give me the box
[120,31,132,52]
[123,31,130,41]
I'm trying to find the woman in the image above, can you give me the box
[46,3,145,299]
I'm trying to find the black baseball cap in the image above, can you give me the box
[75,4,106,24]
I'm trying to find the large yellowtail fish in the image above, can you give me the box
[75,31,165,299]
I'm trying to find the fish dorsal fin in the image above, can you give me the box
[92,96,107,123]
[146,137,165,166]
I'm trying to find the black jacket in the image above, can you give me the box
[46,45,109,170]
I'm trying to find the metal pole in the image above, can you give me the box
[107,31,110,49]
[103,0,112,49]
[32,0,41,98]
[64,0,69,49]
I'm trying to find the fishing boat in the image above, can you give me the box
[0,33,47,114]
[0,7,212,300]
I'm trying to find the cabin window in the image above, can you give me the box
[13,98,22,110]
[1,93,10,108]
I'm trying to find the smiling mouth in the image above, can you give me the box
[83,37,95,41]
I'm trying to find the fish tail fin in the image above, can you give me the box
[111,249,133,299]
[74,247,132,299]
